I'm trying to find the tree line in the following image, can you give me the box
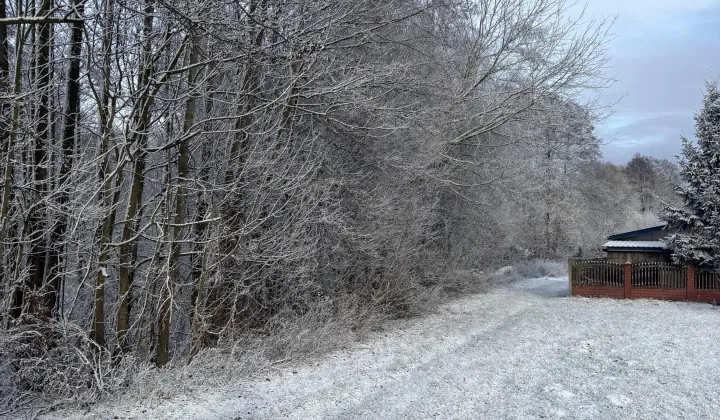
[0,0,647,401]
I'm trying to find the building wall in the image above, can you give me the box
[606,251,671,264]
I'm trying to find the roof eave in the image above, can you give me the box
[603,247,669,253]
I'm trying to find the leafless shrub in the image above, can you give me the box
[0,316,137,412]
[440,269,498,296]
[504,260,568,282]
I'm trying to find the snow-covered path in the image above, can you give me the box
[58,277,720,419]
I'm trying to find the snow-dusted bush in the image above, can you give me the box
[517,260,567,279]
[0,317,137,410]
[507,260,568,281]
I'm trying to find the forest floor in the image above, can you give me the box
[46,277,720,420]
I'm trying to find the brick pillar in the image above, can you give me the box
[687,266,695,301]
[624,263,632,299]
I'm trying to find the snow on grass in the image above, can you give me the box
[46,277,720,419]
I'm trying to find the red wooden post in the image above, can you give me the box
[623,263,632,299]
[687,266,695,301]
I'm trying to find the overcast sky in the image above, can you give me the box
[579,0,720,164]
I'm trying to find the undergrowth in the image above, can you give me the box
[0,260,566,417]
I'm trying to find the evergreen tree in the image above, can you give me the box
[663,82,720,269]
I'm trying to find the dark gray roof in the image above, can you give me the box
[607,225,667,241]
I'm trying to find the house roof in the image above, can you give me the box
[607,225,668,241]
[602,240,668,252]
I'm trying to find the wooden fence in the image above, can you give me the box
[569,259,720,303]
[695,270,720,290]
[631,263,686,289]
[570,260,623,287]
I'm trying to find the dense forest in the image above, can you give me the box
[0,0,683,407]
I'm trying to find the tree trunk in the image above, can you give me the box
[157,33,199,367]
[189,50,216,360]
[4,25,25,319]
[45,0,84,314]
[209,0,266,340]
[0,0,8,82]
[26,0,52,310]
[115,0,155,352]
[224,0,264,185]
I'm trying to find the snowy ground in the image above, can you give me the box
[48,277,720,419]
